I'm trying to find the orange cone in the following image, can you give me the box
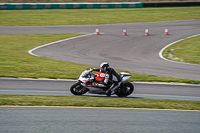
[96,27,99,35]
[145,28,149,35]
[165,27,169,35]
[123,28,127,36]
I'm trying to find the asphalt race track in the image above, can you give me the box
[2,79,199,133]
[1,20,200,80]
[1,20,200,133]
[0,78,200,101]
[1,107,200,133]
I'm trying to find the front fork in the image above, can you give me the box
[79,82,86,90]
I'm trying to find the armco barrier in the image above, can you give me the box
[143,1,200,7]
[0,3,143,10]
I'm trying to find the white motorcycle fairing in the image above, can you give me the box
[70,70,134,97]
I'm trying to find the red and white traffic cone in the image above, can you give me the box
[145,28,149,35]
[96,27,99,35]
[123,28,127,36]
[165,27,169,35]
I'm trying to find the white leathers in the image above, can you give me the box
[104,73,119,84]
[104,74,109,84]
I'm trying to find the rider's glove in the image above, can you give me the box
[89,68,94,72]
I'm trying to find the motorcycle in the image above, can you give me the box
[70,69,134,97]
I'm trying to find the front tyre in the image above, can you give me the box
[116,82,134,97]
[70,82,88,95]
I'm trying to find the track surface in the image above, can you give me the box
[1,20,200,100]
[0,78,200,101]
[1,20,200,80]
[1,20,200,133]
[1,107,200,133]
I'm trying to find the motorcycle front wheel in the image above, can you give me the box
[70,82,88,95]
[116,82,134,97]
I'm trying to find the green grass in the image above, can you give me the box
[0,7,200,83]
[0,34,90,79]
[1,95,200,110]
[1,34,199,84]
[163,35,200,65]
[0,7,200,26]
[0,7,199,108]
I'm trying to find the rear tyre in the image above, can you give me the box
[70,82,88,95]
[116,82,134,97]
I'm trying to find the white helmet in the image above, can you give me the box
[100,62,109,72]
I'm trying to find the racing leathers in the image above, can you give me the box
[92,68,121,96]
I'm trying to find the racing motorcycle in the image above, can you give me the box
[70,69,134,97]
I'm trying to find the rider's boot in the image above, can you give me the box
[106,82,121,96]
[106,89,111,97]
[106,84,117,96]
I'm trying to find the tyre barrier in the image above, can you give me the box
[0,2,143,10]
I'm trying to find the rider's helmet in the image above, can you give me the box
[100,62,109,73]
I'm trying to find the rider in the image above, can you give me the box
[90,62,121,96]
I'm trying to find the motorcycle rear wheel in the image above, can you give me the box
[116,82,134,97]
[70,82,88,95]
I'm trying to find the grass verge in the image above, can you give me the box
[0,95,200,111]
[163,35,200,65]
[0,7,200,26]
[0,33,90,79]
[0,34,199,84]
